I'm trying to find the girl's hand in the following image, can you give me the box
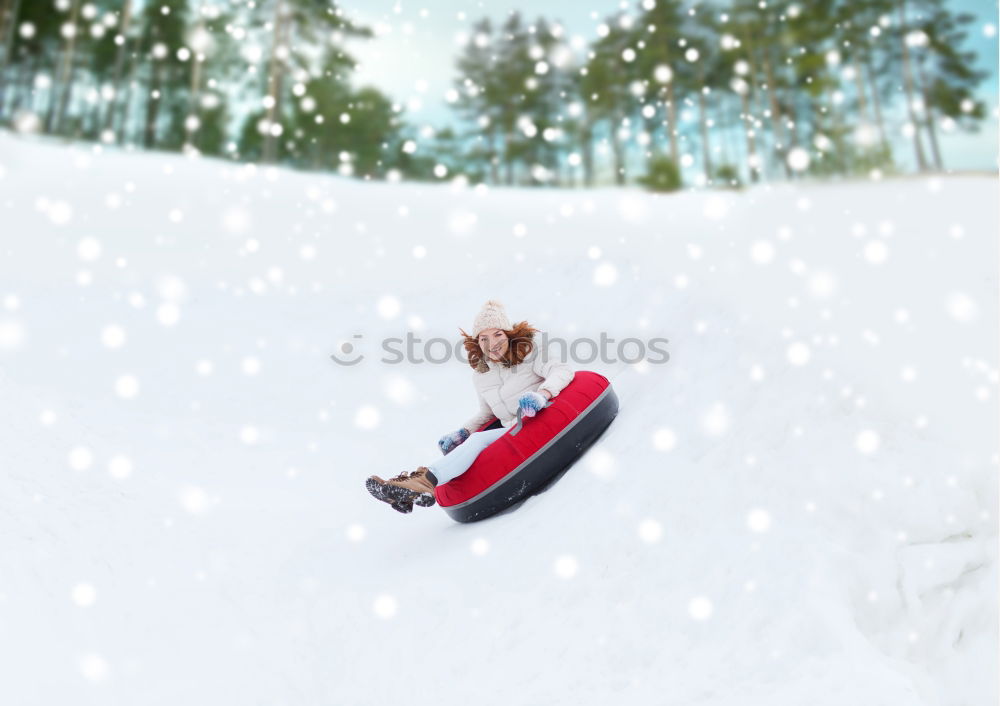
[518,391,549,418]
[438,428,470,455]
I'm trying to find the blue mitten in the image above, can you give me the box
[438,428,470,455]
[518,391,549,418]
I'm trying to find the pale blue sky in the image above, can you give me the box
[344,0,998,172]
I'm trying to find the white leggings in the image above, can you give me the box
[427,427,508,485]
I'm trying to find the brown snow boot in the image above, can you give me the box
[366,466,438,513]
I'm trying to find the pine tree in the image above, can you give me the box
[134,0,191,148]
[634,0,689,165]
[250,0,370,164]
[909,0,988,170]
[453,18,503,184]
[584,14,639,185]
[833,0,895,161]
[0,0,62,121]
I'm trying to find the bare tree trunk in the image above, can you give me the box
[665,80,678,163]
[144,62,164,148]
[852,59,871,126]
[787,89,801,148]
[47,0,82,134]
[821,83,849,173]
[611,115,625,186]
[582,121,594,187]
[721,96,736,168]
[761,50,791,178]
[739,90,759,183]
[9,50,32,115]
[0,0,20,71]
[739,33,769,180]
[897,0,928,171]
[84,55,104,138]
[262,0,286,163]
[503,131,514,185]
[116,35,141,143]
[0,0,12,54]
[912,52,943,170]
[488,129,499,184]
[862,56,889,154]
[184,9,206,150]
[0,0,23,117]
[697,66,712,182]
[102,0,133,136]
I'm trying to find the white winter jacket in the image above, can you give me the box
[460,338,576,435]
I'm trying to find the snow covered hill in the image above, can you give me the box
[0,131,996,705]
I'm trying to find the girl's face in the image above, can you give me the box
[478,328,509,362]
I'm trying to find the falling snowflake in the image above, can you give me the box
[77,237,102,261]
[688,596,713,620]
[553,555,579,579]
[373,594,397,619]
[746,508,772,533]
[750,240,775,264]
[863,240,889,264]
[637,519,663,543]
[855,429,880,454]
[383,375,416,405]
[68,446,94,471]
[651,427,676,451]
[786,342,811,366]
[701,403,730,436]
[946,292,978,323]
[376,295,401,319]
[71,583,97,607]
[241,356,261,375]
[114,374,139,399]
[585,448,617,478]
[787,147,810,171]
[592,262,618,287]
[221,207,251,234]
[0,319,25,350]
[100,325,126,349]
[48,200,73,225]
[178,485,212,514]
[807,271,837,298]
[355,405,381,430]
[702,195,729,221]
[108,455,132,479]
[448,209,477,235]
[78,653,110,682]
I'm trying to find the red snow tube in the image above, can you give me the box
[434,371,619,522]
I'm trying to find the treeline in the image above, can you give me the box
[0,0,987,188]
[448,0,988,187]
[0,0,423,177]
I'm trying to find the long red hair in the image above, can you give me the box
[458,321,539,373]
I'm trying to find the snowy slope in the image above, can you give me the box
[0,131,996,706]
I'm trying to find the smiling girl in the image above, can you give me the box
[365,300,576,513]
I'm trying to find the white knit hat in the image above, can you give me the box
[471,299,512,338]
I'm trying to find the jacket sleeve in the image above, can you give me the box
[531,341,575,399]
[460,381,496,436]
